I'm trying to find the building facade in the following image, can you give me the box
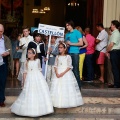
[0,0,120,36]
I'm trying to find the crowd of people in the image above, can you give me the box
[0,19,120,117]
[65,20,120,89]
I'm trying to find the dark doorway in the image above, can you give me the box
[34,0,41,6]
[65,0,87,30]
[65,0,104,36]
[34,18,40,27]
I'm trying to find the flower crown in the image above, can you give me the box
[59,41,67,48]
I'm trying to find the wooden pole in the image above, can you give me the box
[45,35,51,79]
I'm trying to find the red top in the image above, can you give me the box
[86,34,95,54]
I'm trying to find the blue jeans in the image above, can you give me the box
[110,50,120,87]
[69,53,81,89]
[85,54,94,81]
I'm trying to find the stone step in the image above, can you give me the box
[82,89,120,97]
[3,88,120,119]
[1,99,120,115]
[5,96,120,105]
[54,104,120,114]
[5,88,120,97]
[0,113,120,120]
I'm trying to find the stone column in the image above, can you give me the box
[103,0,120,28]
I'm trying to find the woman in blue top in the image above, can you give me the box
[76,26,88,80]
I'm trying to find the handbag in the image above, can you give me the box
[95,46,107,59]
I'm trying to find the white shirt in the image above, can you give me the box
[96,29,108,53]
[19,35,33,62]
[0,35,5,66]
[0,35,5,54]
[19,35,33,49]
[108,29,120,50]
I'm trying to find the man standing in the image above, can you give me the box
[84,27,95,82]
[107,20,120,88]
[95,23,108,83]
[65,20,83,89]
[0,24,13,107]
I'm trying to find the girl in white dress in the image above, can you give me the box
[50,42,84,108]
[11,48,54,117]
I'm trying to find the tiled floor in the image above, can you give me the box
[6,76,21,88]
[6,76,108,89]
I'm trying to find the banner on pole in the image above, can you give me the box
[38,23,65,37]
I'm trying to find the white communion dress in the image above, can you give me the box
[11,59,54,117]
[50,55,84,108]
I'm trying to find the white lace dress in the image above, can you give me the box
[50,55,84,108]
[11,59,54,117]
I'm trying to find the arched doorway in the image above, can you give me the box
[0,0,24,36]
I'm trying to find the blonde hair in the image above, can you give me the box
[76,26,84,34]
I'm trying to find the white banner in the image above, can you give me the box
[38,23,65,37]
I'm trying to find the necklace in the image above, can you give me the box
[29,60,35,71]
[59,56,67,65]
